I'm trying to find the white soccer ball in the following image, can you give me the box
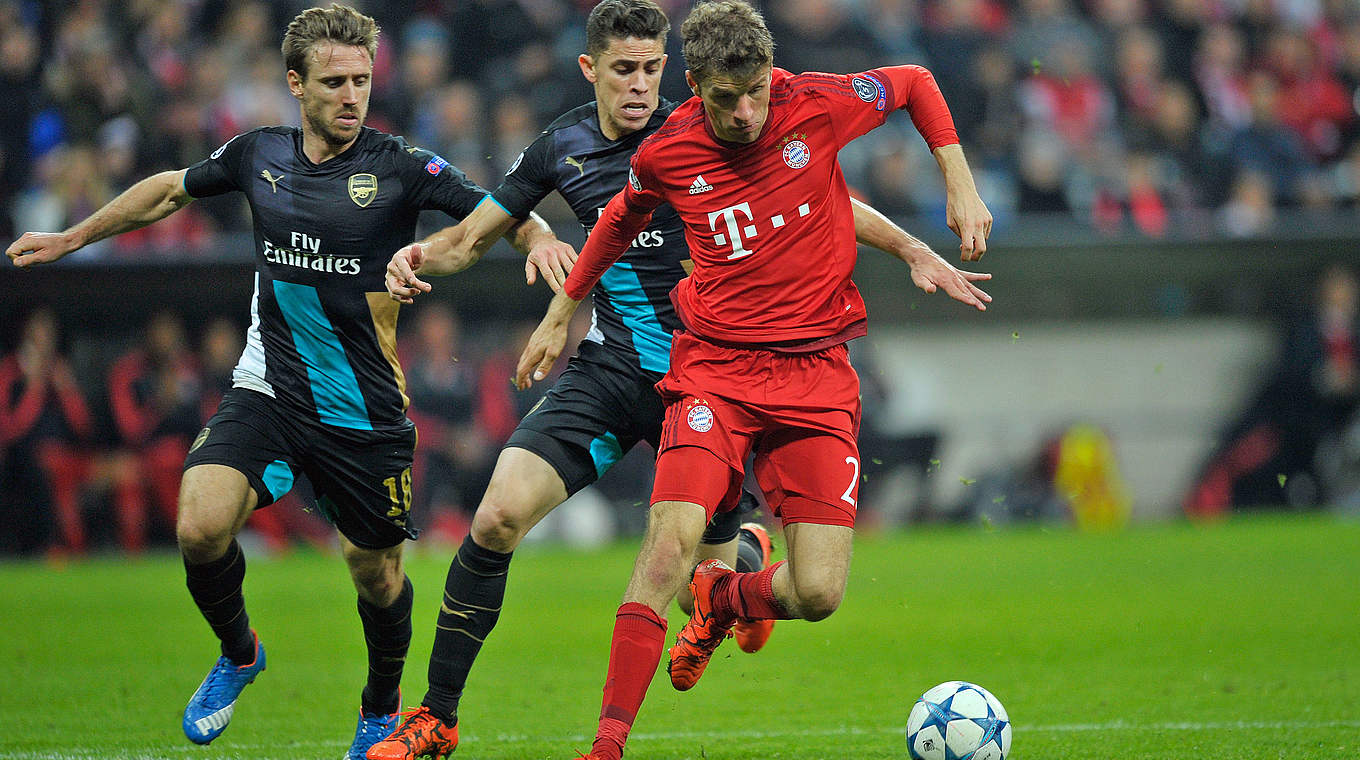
[906,681,1011,760]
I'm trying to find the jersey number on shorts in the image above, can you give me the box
[841,456,859,507]
[383,467,413,519]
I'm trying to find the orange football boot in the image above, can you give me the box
[365,706,458,760]
[668,559,736,690]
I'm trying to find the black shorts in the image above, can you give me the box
[184,387,418,549]
[507,351,664,496]
[505,348,749,544]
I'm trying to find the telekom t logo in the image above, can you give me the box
[707,201,812,260]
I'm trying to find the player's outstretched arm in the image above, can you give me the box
[412,198,518,276]
[385,198,518,303]
[508,212,578,294]
[933,144,992,262]
[514,291,581,390]
[7,169,192,267]
[850,197,992,312]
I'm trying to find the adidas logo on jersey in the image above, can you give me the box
[688,175,714,194]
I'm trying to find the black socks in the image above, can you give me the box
[421,534,513,723]
[358,575,413,716]
[736,525,765,573]
[183,539,254,665]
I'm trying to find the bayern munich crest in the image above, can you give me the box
[781,135,810,169]
[687,403,714,432]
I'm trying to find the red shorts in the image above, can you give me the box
[650,332,862,528]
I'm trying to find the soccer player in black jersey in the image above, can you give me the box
[373,2,992,758]
[5,5,563,758]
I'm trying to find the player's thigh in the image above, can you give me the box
[300,424,418,551]
[180,390,299,544]
[653,393,758,520]
[177,464,257,546]
[754,426,861,528]
[783,521,854,619]
[505,357,659,495]
[470,446,570,550]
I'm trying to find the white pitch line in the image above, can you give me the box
[3,721,1359,759]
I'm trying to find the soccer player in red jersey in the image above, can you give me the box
[515,2,993,758]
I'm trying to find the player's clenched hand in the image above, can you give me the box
[386,243,433,304]
[906,248,992,312]
[525,240,578,294]
[945,189,992,262]
[7,232,75,268]
[514,315,569,390]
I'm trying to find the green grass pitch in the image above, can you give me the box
[2,513,1357,759]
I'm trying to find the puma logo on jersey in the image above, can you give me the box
[565,156,586,175]
[688,175,713,194]
[259,170,284,193]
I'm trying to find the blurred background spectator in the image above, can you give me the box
[0,307,95,555]
[1185,263,1360,516]
[401,303,517,543]
[105,310,201,553]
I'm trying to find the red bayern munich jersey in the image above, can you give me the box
[563,65,960,346]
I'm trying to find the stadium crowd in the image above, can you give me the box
[0,303,546,556]
[0,0,1358,251]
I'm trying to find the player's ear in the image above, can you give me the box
[578,54,597,84]
[685,69,699,97]
[286,69,304,99]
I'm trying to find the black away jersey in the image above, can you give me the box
[491,102,686,378]
[185,126,487,431]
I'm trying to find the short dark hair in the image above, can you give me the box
[282,4,380,79]
[585,0,670,57]
[681,0,774,86]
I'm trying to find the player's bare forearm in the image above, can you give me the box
[8,170,191,267]
[850,197,932,264]
[848,196,992,311]
[417,200,519,277]
[410,225,475,276]
[932,144,992,261]
[515,291,581,389]
[71,170,193,248]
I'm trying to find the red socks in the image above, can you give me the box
[591,602,666,760]
[713,560,793,621]
[590,565,793,759]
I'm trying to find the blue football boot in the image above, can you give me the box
[346,704,400,760]
[182,630,266,744]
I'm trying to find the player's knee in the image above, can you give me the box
[794,582,844,622]
[641,533,693,591]
[470,499,530,552]
[175,512,232,561]
[344,545,403,603]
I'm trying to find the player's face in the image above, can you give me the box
[688,66,772,144]
[288,42,372,150]
[580,36,667,140]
